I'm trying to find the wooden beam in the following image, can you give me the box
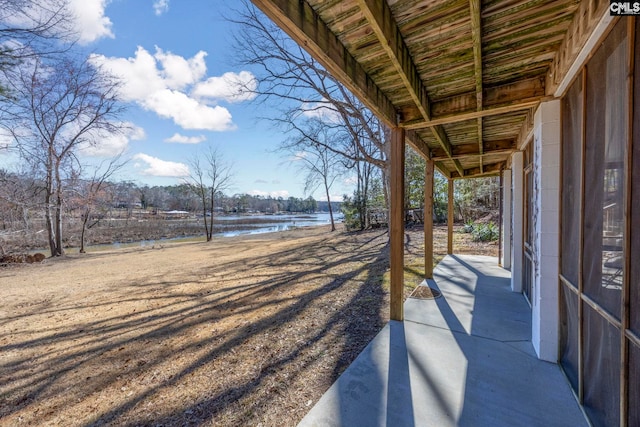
[435,161,451,179]
[406,130,431,159]
[390,127,405,321]
[355,0,431,120]
[355,0,460,177]
[431,139,516,161]
[447,178,454,255]
[516,109,535,150]
[250,0,397,127]
[454,161,505,179]
[404,100,541,129]
[430,77,545,118]
[424,158,434,279]
[546,0,610,95]
[469,0,484,173]
[431,126,464,176]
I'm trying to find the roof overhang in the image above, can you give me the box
[251,0,611,178]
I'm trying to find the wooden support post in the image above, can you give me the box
[447,178,454,255]
[390,127,405,321]
[424,158,434,279]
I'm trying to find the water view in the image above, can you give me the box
[216,212,342,237]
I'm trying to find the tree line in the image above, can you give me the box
[0,171,332,226]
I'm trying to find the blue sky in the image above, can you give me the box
[7,0,355,201]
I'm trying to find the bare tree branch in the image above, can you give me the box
[0,54,128,256]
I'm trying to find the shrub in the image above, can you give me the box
[462,221,474,233]
[471,222,499,242]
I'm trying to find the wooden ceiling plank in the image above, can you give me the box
[251,0,397,126]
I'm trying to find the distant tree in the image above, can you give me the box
[187,147,234,241]
[1,55,127,256]
[455,177,500,223]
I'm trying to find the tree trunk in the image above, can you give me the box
[53,169,64,256]
[324,177,335,232]
[45,192,56,257]
[80,209,89,253]
[207,186,214,241]
[54,197,63,256]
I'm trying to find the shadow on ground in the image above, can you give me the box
[0,229,390,426]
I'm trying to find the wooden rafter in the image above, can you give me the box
[431,139,515,161]
[434,161,451,179]
[406,130,431,159]
[458,161,504,178]
[431,77,545,118]
[403,100,540,129]
[469,0,483,173]
[355,0,463,176]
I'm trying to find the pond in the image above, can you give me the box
[67,212,343,254]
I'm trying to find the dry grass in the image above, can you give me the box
[0,224,497,426]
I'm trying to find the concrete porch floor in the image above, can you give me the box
[298,255,587,427]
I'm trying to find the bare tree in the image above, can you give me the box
[0,0,73,97]
[1,55,127,256]
[229,2,390,210]
[187,147,234,241]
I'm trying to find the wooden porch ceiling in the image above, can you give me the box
[251,0,608,178]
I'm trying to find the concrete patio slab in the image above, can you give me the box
[297,255,587,427]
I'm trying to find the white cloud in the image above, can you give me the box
[69,0,114,44]
[89,47,241,131]
[193,71,257,103]
[79,123,146,157]
[164,133,206,144]
[145,89,234,130]
[133,153,189,177]
[153,0,169,16]
[249,190,290,198]
[155,48,207,90]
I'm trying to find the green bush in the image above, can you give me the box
[462,221,474,233]
[341,195,363,231]
[471,222,499,242]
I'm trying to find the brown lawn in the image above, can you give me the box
[0,225,497,426]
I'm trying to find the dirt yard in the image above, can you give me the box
[0,225,497,426]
